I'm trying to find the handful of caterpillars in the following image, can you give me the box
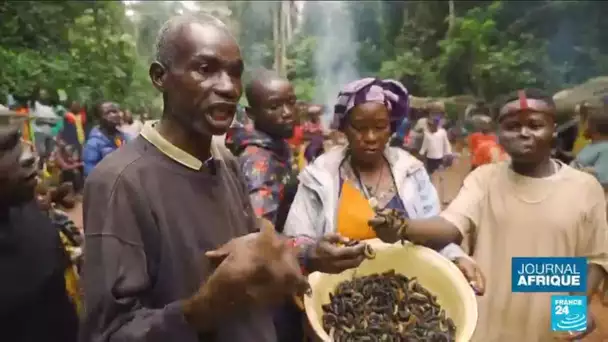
[368,208,410,244]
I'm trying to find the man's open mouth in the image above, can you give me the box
[207,102,237,122]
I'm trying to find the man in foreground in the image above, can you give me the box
[81,15,367,342]
[371,89,608,341]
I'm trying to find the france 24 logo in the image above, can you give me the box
[551,295,587,332]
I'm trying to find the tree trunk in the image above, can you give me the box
[447,0,455,36]
[285,0,293,44]
[273,2,282,74]
[272,1,288,77]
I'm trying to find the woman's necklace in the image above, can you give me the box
[354,162,385,209]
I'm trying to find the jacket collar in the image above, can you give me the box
[300,145,424,192]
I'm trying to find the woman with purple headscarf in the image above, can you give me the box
[284,78,483,293]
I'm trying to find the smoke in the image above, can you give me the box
[310,1,360,127]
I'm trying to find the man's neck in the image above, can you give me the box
[511,156,555,178]
[100,125,117,137]
[157,117,212,162]
[253,122,279,141]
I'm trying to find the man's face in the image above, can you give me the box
[100,102,122,129]
[0,128,38,206]
[152,22,243,136]
[497,99,555,164]
[251,78,296,139]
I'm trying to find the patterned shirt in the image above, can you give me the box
[226,125,296,224]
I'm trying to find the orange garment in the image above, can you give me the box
[15,108,32,143]
[469,133,505,167]
[467,132,483,153]
[336,180,377,240]
[294,180,377,312]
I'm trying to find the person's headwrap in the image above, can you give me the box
[332,78,409,133]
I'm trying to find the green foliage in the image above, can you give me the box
[0,2,158,113]
[378,1,557,101]
[4,0,608,114]
[434,1,549,99]
[286,35,317,102]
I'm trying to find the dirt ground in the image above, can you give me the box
[66,150,608,340]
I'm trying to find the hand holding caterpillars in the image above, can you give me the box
[368,208,410,244]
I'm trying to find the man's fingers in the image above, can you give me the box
[205,240,237,261]
[321,234,356,245]
[321,234,342,244]
[327,243,367,259]
[368,217,387,227]
[472,268,486,296]
[456,259,486,296]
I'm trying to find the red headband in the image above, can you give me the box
[518,90,529,111]
[498,91,554,121]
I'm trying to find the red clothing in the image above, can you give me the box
[469,133,506,166]
[288,125,304,147]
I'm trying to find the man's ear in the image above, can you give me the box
[149,62,167,92]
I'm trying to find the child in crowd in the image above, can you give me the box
[420,116,452,174]
[50,137,84,193]
[468,115,508,171]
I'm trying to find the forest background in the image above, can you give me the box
[1,0,606,120]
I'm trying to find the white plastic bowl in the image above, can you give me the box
[304,238,478,342]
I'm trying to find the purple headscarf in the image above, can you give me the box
[332,78,409,133]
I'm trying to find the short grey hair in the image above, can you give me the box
[154,14,230,68]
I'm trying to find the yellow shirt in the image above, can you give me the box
[572,122,591,156]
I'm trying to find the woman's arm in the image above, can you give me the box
[283,182,324,243]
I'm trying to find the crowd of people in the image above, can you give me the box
[1,13,608,342]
